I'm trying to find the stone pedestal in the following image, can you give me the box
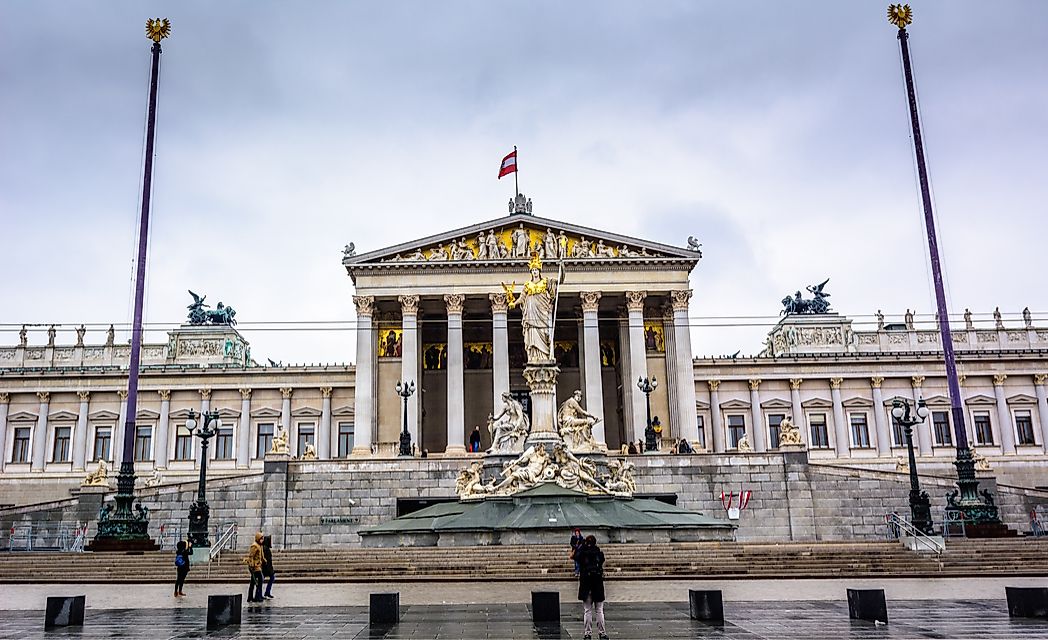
[847,588,887,623]
[531,591,560,624]
[206,595,242,628]
[370,592,401,625]
[45,595,85,629]
[779,443,807,452]
[523,362,561,449]
[688,589,724,622]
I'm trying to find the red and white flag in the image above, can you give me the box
[498,149,517,179]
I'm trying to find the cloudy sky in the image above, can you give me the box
[2,1,1046,363]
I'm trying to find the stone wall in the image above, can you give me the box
[2,452,1046,550]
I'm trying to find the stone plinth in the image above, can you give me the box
[847,588,887,623]
[76,484,111,496]
[689,590,724,622]
[45,595,85,629]
[369,592,401,625]
[523,363,561,448]
[206,595,242,628]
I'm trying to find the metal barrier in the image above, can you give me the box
[884,512,944,556]
[206,522,240,579]
[942,509,966,539]
[5,522,85,552]
[156,521,183,551]
[1031,510,1045,538]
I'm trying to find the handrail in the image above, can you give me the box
[209,523,238,562]
[70,523,87,553]
[885,512,944,556]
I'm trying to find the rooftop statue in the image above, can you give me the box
[186,290,237,326]
[780,278,832,315]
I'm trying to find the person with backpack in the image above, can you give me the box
[174,539,191,597]
[576,535,608,640]
[244,532,265,603]
[569,528,584,576]
[261,534,276,599]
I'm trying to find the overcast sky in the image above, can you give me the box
[2,1,1046,363]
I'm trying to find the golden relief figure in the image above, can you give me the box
[502,252,557,363]
[643,321,665,353]
[378,328,403,358]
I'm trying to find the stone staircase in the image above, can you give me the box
[0,539,1045,583]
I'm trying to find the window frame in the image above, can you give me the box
[695,414,706,450]
[726,414,746,450]
[808,413,830,449]
[973,411,994,446]
[51,425,73,463]
[848,412,871,449]
[12,425,32,463]
[1014,409,1037,446]
[214,425,235,460]
[92,425,113,462]
[337,422,354,458]
[931,410,952,447]
[296,422,316,456]
[173,424,194,461]
[133,424,153,462]
[255,422,275,459]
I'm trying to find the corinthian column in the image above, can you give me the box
[238,388,252,467]
[490,292,510,416]
[280,387,293,455]
[870,377,890,456]
[73,391,90,471]
[1034,374,1048,454]
[669,290,700,445]
[749,379,765,451]
[445,294,467,454]
[829,378,849,457]
[992,374,1015,454]
[155,389,171,469]
[351,295,375,456]
[399,295,421,448]
[114,390,128,466]
[0,393,8,473]
[911,376,933,455]
[319,387,332,459]
[32,391,49,471]
[789,379,806,445]
[625,291,648,442]
[708,380,724,452]
[579,291,605,446]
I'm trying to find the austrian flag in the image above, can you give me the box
[498,149,517,179]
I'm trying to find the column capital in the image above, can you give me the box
[320,386,333,398]
[829,378,843,390]
[444,293,465,315]
[910,375,925,389]
[353,295,376,318]
[398,294,420,316]
[624,290,647,313]
[579,291,602,313]
[1035,373,1048,386]
[958,374,967,386]
[992,373,1008,386]
[239,388,252,399]
[157,389,170,401]
[789,378,803,390]
[77,391,91,402]
[489,292,509,314]
[280,387,294,400]
[117,390,128,400]
[0,392,9,404]
[707,379,720,392]
[199,388,212,400]
[870,376,884,389]
[748,379,761,391]
[669,289,693,312]
[37,391,50,403]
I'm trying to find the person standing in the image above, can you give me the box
[469,426,482,453]
[261,535,276,599]
[243,532,265,603]
[569,528,584,576]
[173,539,191,597]
[576,535,608,640]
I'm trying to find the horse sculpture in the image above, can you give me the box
[781,279,832,315]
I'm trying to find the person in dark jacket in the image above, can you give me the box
[174,539,191,597]
[576,535,607,640]
[569,528,584,576]
[261,535,276,599]
[469,426,482,452]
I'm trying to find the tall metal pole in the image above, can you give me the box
[90,18,171,551]
[514,145,519,198]
[887,5,1000,528]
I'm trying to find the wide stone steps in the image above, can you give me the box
[1,540,1045,583]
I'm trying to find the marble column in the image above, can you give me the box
[0,393,8,473]
[490,293,510,418]
[580,292,606,446]
[444,294,467,454]
[749,379,765,451]
[319,387,332,459]
[662,309,681,442]
[31,391,49,471]
[399,295,421,447]
[154,390,171,469]
[1034,374,1048,454]
[870,377,890,456]
[910,376,933,455]
[789,379,806,445]
[708,380,724,453]
[280,388,293,456]
[198,388,211,466]
[992,374,1016,454]
[238,388,252,467]
[625,291,649,443]
[114,390,128,466]
[670,290,700,445]
[829,378,849,457]
[351,295,375,456]
[72,391,90,471]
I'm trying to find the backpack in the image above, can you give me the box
[175,554,186,568]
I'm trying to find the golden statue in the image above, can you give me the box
[301,443,317,460]
[146,18,171,43]
[501,252,557,363]
[887,4,913,29]
[81,460,109,487]
[269,428,290,455]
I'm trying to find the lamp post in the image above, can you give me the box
[185,408,220,548]
[891,398,934,535]
[887,4,1000,528]
[637,376,658,453]
[396,380,416,457]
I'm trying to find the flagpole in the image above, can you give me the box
[514,145,519,198]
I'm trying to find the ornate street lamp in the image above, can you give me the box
[891,398,934,535]
[185,408,220,548]
[396,380,416,457]
[637,376,658,453]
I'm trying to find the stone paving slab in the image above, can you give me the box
[1,601,1048,639]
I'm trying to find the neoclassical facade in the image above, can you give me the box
[1,209,1046,504]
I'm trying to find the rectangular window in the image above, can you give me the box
[337,422,354,458]
[52,426,72,463]
[134,425,153,462]
[92,427,112,462]
[174,425,193,461]
[932,411,952,446]
[809,414,829,448]
[297,423,315,455]
[850,413,870,448]
[891,416,906,447]
[12,426,32,463]
[256,423,274,459]
[1015,410,1037,446]
[973,412,994,446]
[696,415,706,450]
[727,415,746,449]
[215,426,234,460]
[767,414,784,449]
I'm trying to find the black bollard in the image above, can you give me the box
[847,589,887,623]
[206,595,242,629]
[370,592,401,625]
[1006,587,1048,619]
[45,595,85,629]
[688,589,724,622]
[531,591,561,625]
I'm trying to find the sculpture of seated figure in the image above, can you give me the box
[552,443,607,494]
[82,460,109,487]
[557,390,600,451]
[737,434,753,452]
[494,445,551,494]
[269,428,290,455]
[487,392,530,453]
[777,415,803,447]
[603,458,637,495]
[301,442,317,460]
[456,461,495,498]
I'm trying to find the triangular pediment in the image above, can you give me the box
[760,398,793,409]
[965,394,996,406]
[250,407,282,418]
[88,410,120,421]
[8,411,38,421]
[801,397,832,409]
[332,405,355,417]
[719,399,751,410]
[291,407,322,418]
[344,212,703,270]
[1006,393,1038,405]
[47,410,80,421]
